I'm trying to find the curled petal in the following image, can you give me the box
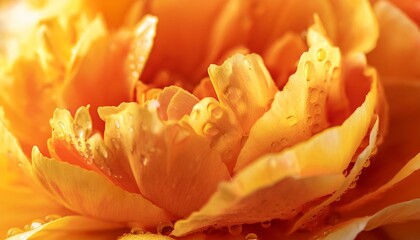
[156,86,199,121]
[31,148,172,229]
[208,53,278,134]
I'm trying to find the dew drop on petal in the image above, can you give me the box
[226,87,242,103]
[324,60,332,72]
[363,159,371,168]
[7,228,23,237]
[140,154,149,166]
[130,227,144,234]
[349,181,357,189]
[208,103,223,119]
[157,221,174,235]
[261,220,271,228]
[115,120,120,129]
[203,122,219,136]
[304,61,315,81]
[30,219,45,230]
[286,115,298,126]
[245,233,259,240]
[228,224,242,235]
[316,48,326,62]
[45,214,61,222]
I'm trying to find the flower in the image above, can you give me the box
[0,0,419,239]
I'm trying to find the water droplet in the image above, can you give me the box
[317,48,327,62]
[128,113,134,120]
[141,154,149,166]
[363,160,371,168]
[157,221,173,235]
[45,214,61,222]
[203,122,219,136]
[245,233,258,240]
[349,181,357,189]
[208,103,223,119]
[335,196,341,202]
[96,145,109,159]
[228,225,242,235]
[342,169,348,176]
[324,61,332,72]
[304,61,315,81]
[191,108,201,119]
[261,220,271,228]
[30,219,45,230]
[286,115,298,126]
[74,125,85,139]
[226,87,242,103]
[130,227,144,234]
[7,228,23,237]
[309,88,319,103]
[111,138,119,149]
[271,141,281,151]
[115,120,120,129]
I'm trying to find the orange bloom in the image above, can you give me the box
[0,0,419,239]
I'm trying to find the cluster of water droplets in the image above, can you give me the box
[7,214,61,238]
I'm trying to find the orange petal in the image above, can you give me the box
[208,53,278,134]
[322,199,420,239]
[290,118,379,232]
[142,0,226,85]
[98,103,230,217]
[31,147,172,229]
[367,1,420,82]
[60,15,157,132]
[192,77,218,100]
[328,0,378,53]
[6,215,125,240]
[388,0,420,26]
[235,36,340,171]
[262,32,307,89]
[181,97,242,172]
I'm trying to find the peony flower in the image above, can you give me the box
[0,0,419,239]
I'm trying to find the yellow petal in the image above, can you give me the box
[328,0,378,53]
[323,199,420,239]
[31,147,172,229]
[208,53,278,134]
[98,102,230,217]
[235,36,340,171]
[6,215,125,240]
[181,97,242,172]
[367,1,420,81]
[156,86,199,121]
